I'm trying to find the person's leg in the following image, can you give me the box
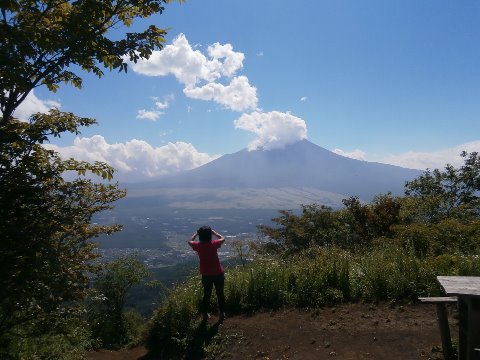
[213,273,225,320]
[201,275,214,320]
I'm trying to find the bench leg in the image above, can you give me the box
[436,303,455,360]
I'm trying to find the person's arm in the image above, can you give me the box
[188,231,198,248]
[212,229,225,245]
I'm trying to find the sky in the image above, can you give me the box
[15,0,480,182]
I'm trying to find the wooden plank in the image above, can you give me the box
[437,276,480,297]
[419,297,457,303]
[435,302,455,360]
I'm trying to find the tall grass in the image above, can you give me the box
[146,243,480,356]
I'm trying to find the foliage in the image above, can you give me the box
[257,204,349,253]
[0,0,180,356]
[404,151,480,222]
[0,111,125,356]
[89,255,151,348]
[0,0,178,122]
[6,317,92,360]
[390,218,480,258]
[146,279,201,357]
[146,243,480,357]
[341,193,402,245]
[258,194,403,253]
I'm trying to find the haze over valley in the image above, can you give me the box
[99,139,421,267]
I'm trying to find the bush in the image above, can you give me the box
[145,280,202,357]
[5,317,92,360]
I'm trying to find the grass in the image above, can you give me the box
[145,243,480,357]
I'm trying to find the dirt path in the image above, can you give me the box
[87,303,455,360]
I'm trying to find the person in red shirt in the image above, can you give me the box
[188,225,226,322]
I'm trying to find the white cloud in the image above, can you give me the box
[13,90,60,120]
[155,101,169,109]
[300,96,307,102]
[136,109,163,121]
[137,94,173,120]
[333,148,367,161]
[128,33,257,112]
[332,141,480,170]
[129,33,244,87]
[45,135,218,182]
[183,76,258,112]
[129,34,214,86]
[234,111,308,150]
[207,42,244,77]
[256,51,264,57]
[378,141,480,170]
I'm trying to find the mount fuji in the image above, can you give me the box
[125,140,421,209]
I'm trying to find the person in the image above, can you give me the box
[188,225,226,322]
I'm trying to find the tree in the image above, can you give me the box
[341,194,402,245]
[258,204,349,253]
[258,195,403,254]
[1,0,175,122]
[0,0,178,355]
[90,256,151,347]
[0,112,126,354]
[404,152,480,222]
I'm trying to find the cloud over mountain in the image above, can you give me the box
[333,148,367,161]
[234,111,308,150]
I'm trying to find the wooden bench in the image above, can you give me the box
[419,297,457,360]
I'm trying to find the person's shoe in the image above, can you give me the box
[218,312,226,322]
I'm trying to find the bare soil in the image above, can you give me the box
[87,303,456,360]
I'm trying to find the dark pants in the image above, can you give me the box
[201,273,225,314]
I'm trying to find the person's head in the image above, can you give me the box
[197,225,212,242]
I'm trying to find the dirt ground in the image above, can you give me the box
[87,303,457,360]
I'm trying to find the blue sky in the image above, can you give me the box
[17,0,480,182]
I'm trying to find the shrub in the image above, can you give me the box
[5,317,92,360]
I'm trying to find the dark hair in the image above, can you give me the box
[197,225,212,242]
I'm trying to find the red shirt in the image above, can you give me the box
[190,240,224,276]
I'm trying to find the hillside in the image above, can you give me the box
[87,303,452,360]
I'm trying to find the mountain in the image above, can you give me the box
[126,140,422,209]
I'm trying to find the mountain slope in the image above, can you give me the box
[131,140,421,204]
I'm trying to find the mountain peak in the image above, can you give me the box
[145,139,421,203]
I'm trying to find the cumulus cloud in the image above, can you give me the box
[333,148,367,161]
[129,33,257,112]
[378,141,480,170]
[207,42,245,78]
[155,101,169,109]
[136,109,163,121]
[137,94,174,121]
[13,90,60,120]
[184,76,257,111]
[129,34,215,86]
[300,96,308,102]
[45,135,218,182]
[234,111,308,150]
[129,34,244,86]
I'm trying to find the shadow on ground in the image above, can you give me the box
[139,319,222,360]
